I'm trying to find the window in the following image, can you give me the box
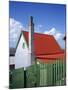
[10,64,15,71]
[23,43,25,49]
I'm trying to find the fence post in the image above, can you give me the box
[24,68,26,88]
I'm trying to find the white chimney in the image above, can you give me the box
[29,16,35,64]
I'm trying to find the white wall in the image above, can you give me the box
[9,56,15,65]
[15,33,31,69]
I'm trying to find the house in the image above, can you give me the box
[9,48,16,70]
[9,16,65,70]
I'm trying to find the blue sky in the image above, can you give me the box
[9,1,66,48]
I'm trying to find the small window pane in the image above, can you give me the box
[23,43,25,49]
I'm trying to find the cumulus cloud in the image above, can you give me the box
[44,28,56,35]
[55,33,63,40]
[9,18,25,47]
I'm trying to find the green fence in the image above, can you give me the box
[9,68,24,89]
[9,59,66,88]
[26,64,40,87]
[37,59,66,86]
[9,64,39,88]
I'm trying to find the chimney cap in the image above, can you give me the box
[29,16,34,25]
[30,16,33,20]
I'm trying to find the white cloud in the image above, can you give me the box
[55,33,63,40]
[10,18,23,34]
[44,28,56,35]
[9,18,25,47]
[10,33,18,39]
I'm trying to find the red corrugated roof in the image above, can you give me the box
[37,53,65,60]
[23,31,65,62]
[37,51,65,63]
[23,31,63,54]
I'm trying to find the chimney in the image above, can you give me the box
[29,16,35,64]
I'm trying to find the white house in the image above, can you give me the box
[9,16,35,70]
[9,16,64,70]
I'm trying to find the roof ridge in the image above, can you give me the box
[22,30,53,37]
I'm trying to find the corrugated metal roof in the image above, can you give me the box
[36,52,65,63]
[23,31,63,55]
[37,53,65,60]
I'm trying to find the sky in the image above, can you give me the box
[9,1,66,49]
